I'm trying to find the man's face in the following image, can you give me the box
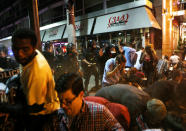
[110,47,116,54]
[71,46,77,54]
[92,42,97,48]
[116,60,126,70]
[48,46,53,53]
[58,89,83,117]
[12,38,35,66]
[0,51,6,58]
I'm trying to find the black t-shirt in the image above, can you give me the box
[144,80,178,103]
[95,84,150,120]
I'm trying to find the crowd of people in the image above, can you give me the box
[0,28,185,130]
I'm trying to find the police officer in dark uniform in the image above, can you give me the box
[0,45,18,70]
[63,43,81,75]
[42,42,57,71]
[0,45,19,83]
[81,40,100,93]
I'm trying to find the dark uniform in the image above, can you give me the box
[42,51,57,70]
[0,57,19,83]
[55,43,81,81]
[0,57,18,70]
[63,52,80,75]
[81,46,99,92]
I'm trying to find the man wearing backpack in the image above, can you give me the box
[122,42,136,68]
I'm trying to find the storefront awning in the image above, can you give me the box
[43,25,66,42]
[63,18,94,38]
[40,30,46,41]
[93,7,161,34]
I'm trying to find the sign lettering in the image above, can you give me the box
[0,69,20,81]
[49,28,58,37]
[107,14,129,28]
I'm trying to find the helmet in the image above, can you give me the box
[44,42,52,51]
[67,43,75,53]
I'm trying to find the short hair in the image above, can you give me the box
[55,73,84,96]
[67,43,75,53]
[164,55,169,60]
[12,28,37,47]
[116,54,126,64]
[146,99,167,122]
[0,45,8,55]
[44,42,52,51]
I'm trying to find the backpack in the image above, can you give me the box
[129,51,138,65]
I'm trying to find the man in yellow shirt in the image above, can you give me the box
[11,28,60,130]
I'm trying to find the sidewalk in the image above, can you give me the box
[83,75,101,96]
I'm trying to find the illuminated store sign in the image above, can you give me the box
[107,14,129,28]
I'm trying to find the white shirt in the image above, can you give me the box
[134,50,143,70]
[170,55,180,64]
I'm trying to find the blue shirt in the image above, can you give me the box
[122,46,136,67]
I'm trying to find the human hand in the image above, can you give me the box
[99,49,103,56]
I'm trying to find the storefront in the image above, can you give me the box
[93,7,161,48]
[42,24,66,42]
[40,30,46,42]
[63,18,95,50]
[41,6,161,51]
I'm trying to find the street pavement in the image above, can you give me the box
[83,75,101,96]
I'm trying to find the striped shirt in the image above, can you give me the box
[102,58,123,86]
[68,100,124,131]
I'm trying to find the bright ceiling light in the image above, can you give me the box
[0,36,12,42]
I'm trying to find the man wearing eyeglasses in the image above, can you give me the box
[55,73,124,131]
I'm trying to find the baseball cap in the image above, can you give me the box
[147,99,167,123]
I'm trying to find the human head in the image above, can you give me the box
[55,73,84,117]
[11,28,37,66]
[116,54,126,65]
[92,40,97,48]
[44,42,53,53]
[164,55,169,60]
[67,43,77,55]
[0,45,8,58]
[145,45,152,55]
[109,44,116,53]
[146,99,167,124]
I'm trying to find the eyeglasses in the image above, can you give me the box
[60,96,77,106]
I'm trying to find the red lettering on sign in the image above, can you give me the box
[107,14,129,28]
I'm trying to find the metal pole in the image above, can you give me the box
[66,0,76,45]
[27,0,41,51]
